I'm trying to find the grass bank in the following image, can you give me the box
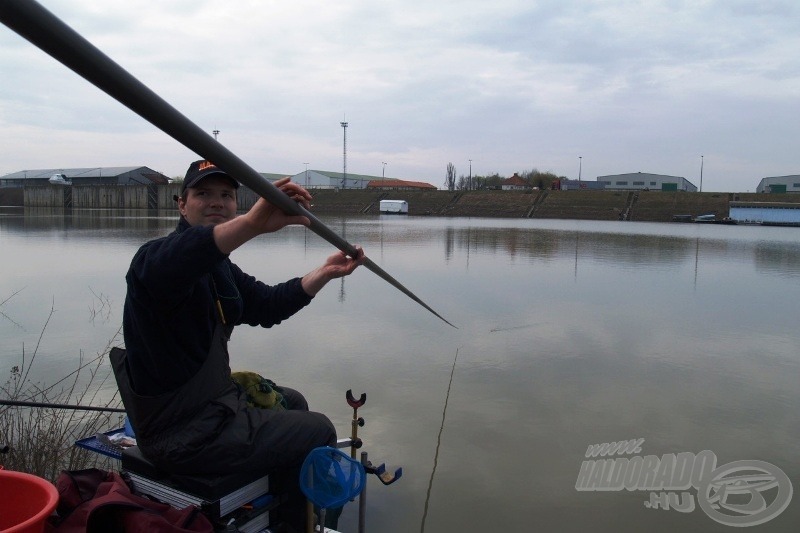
[305,189,800,221]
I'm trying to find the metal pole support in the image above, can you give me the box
[359,451,368,533]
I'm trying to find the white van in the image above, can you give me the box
[379,199,408,214]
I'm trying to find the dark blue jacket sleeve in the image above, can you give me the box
[231,263,313,328]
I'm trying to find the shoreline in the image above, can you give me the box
[4,186,800,223]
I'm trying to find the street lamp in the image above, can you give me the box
[700,155,704,192]
[578,156,582,182]
[469,159,472,190]
[340,120,348,188]
[382,162,387,178]
[304,162,309,187]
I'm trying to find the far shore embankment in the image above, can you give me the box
[278,188,800,222]
[5,185,800,222]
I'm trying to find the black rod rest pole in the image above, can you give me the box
[0,0,455,328]
[0,399,126,413]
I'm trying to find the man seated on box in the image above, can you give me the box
[114,160,364,532]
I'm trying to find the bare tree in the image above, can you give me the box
[445,163,457,191]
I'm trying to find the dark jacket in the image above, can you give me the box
[122,217,312,396]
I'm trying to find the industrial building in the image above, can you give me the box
[0,167,169,188]
[560,180,605,191]
[290,170,435,190]
[291,170,380,189]
[756,175,800,194]
[729,202,800,226]
[596,172,697,192]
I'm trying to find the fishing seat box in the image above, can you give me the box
[121,446,275,528]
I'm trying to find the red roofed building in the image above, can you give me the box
[367,179,437,191]
[501,173,528,191]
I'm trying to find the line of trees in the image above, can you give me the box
[444,164,566,191]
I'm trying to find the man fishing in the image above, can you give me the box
[115,160,365,531]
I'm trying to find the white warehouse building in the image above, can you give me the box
[597,172,697,192]
[291,170,376,190]
[756,175,800,194]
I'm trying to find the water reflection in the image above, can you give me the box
[753,242,800,277]
[440,221,800,278]
[2,211,799,532]
[0,208,178,239]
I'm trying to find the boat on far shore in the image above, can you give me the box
[672,214,738,225]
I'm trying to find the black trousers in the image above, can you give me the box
[140,385,336,532]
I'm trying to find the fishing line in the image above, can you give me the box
[0,288,26,329]
[420,347,459,533]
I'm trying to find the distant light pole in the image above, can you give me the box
[578,156,582,182]
[340,120,348,189]
[212,129,219,140]
[469,159,472,190]
[304,162,309,187]
[700,155,704,192]
[382,162,387,178]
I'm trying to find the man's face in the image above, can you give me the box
[178,175,238,226]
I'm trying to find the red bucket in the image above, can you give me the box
[0,469,59,533]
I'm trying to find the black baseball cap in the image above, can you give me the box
[180,160,240,195]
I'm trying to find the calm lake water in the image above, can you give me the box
[1,207,799,532]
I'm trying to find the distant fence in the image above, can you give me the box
[0,187,23,206]
[23,184,177,209]
[19,184,263,210]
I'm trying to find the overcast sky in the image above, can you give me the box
[1,0,798,191]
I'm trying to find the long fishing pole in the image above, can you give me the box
[0,399,125,413]
[0,0,455,328]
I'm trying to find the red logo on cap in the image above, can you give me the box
[198,161,216,171]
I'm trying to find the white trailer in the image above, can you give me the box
[379,199,408,214]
